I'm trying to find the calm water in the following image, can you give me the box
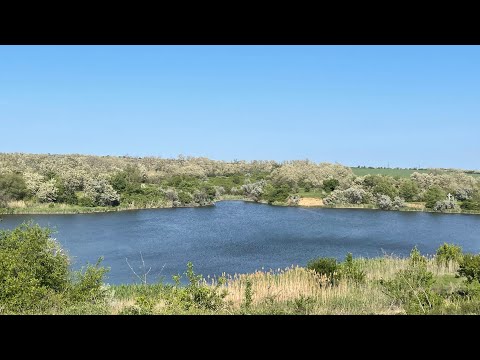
[1,201,480,284]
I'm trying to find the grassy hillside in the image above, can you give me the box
[351,167,480,178]
[1,153,480,214]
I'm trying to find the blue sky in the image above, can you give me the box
[1,45,479,169]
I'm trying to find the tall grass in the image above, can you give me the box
[215,256,458,314]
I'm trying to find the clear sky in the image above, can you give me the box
[1,45,479,169]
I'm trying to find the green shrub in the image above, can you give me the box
[178,191,193,205]
[69,257,110,303]
[323,179,339,192]
[461,199,480,211]
[380,247,440,314]
[0,223,110,314]
[0,173,28,202]
[436,243,463,267]
[424,186,446,209]
[0,223,70,313]
[340,253,366,284]
[56,179,78,205]
[243,278,253,310]
[458,254,480,284]
[373,179,398,199]
[171,262,227,311]
[307,257,339,285]
[399,179,419,202]
[263,184,291,204]
[78,196,95,207]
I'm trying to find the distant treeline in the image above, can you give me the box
[1,153,479,213]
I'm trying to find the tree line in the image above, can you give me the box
[0,153,479,212]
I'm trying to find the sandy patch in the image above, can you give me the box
[405,202,425,209]
[298,197,324,207]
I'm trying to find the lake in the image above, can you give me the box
[1,201,480,284]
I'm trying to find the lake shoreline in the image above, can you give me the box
[2,196,480,216]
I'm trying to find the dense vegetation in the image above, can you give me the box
[2,223,480,315]
[1,153,480,214]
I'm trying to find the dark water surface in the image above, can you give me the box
[1,201,480,284]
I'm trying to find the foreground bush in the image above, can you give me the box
[307,257,339,285]
[458,254,480,284]
[380,247,440,314]
[0,223,108,314]
[436,243,463,267]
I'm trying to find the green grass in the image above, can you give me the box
[297,190,324,198]
[351,167,480,178]
[351,168,431,178]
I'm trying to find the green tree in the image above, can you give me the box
[399,179,419,202]
[110,165,143,195]
[435,243,463,267]
[55,177,78,205]
[424,186,446,209]
[373,179,398,199]
[323,178,339,192]
[0,173,28,207]
[458,254,480,284]
[263,184,291,204]
[0,223,70,312]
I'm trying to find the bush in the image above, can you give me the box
[78,196,95,207]
[461,199,480,211]
[69,258,110,303]
[111,165,144,194]
[433,200,458,212]
[458,254,480,284]
[263,184,291,204]
[373,179,398,199]
[56,178,78,205]
[376,194,393,210]
[424,186,446,209]
[307,257,339,285]
[322,179,339,192]
[0,223,70,313]
[380,247,439,314]
[340,253,366,284]
[0,173,28,202]
[436,243,463,267]
[178,191,193,205]
[171,262,227,311]
[399,179,419,201]
[0,223,109,314]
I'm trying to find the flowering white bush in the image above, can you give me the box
[84,178,120,206]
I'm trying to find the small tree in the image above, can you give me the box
[435,243,463,267]
[0,173,28,201]
[84,178,120,207]
[424,186,446,209]
[0,223,69,312]
[307,257,339,286]
[323,178,339,192]
[399,179,419,201]
[36,178,58,203]
[458,254,480,284]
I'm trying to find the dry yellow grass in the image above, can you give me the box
[216,256,457,314]
[298,198,324,207]
[7,200,26,208]
[405,202,425,210]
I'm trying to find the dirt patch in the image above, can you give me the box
[298,197,324,207]
[405,202,425,209]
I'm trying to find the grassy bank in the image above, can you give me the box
[3,198,480,215]
[17,255,479,315]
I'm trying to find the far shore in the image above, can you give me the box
[2,196,480,216]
